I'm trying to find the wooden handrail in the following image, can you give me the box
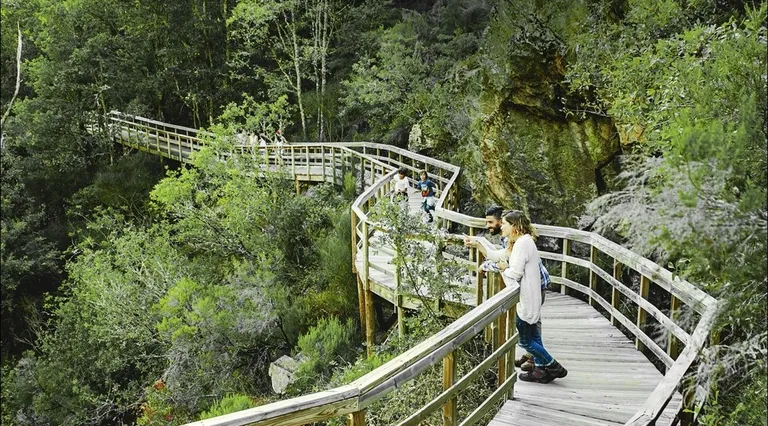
[100,112,719,426]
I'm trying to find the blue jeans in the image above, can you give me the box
[516,314,554,367]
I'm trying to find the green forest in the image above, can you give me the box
[1,0,765,425]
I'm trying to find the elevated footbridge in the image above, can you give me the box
[100,111,718,426]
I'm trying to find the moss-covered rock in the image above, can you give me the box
[463,3,621,226]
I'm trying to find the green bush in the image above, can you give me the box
[290,317,358,393]
[198,394,256,420]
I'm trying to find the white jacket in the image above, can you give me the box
[394,175,410,193]
[502,234,542,324]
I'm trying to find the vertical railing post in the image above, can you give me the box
[453,175,460,213]
[636,275,650,352]
[475,251,485,307]
[468,227,477,263]
[486,272,499,344]
[497,276,507,388]
[679,377,696,426]
[166,128,172,158]
[394,234,403,340]
[506,302,517,400]
[291,146,296,176]
[362,221,375,357]
[589,245,598,308]
[306,147,310,177]
[667,294,681,370]
[611,260,622,327]
[348,409,365,426]
[370,161,375,186]
[351,213,358,273]
[560,239,571,295]
[322,146,327,182]
[332,147,337,184]
[442,352,456,426]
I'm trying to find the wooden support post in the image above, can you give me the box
[468,227,477,263]
[362,221,375,357]
[495,274,503,353]
[475,251,485,307]
[589,245,598,308]
[487,273,499,344]
[371,162,376,186]
[332,148,337,184]
[356,274,366,335]
[395,245,405,339]
[611,260,622,327]
[636,275,650,352]
[295,177,300,195]
[322,146,327,182]
[710,328,721,347]
[679,377,695,426]
[453,178,460,212]
[397,295,405,339]
[177,132,183,161]
[667,294,681,369]
[347,409,365,426]
[442,352,457,426]
[351,213,358,273]
[560,239,571,295]
[506,302,517,400]
[497,301,507,388]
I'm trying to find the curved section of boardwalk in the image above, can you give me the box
[354,191,478,311]
[489,293,682,426]
[100,111,717,426]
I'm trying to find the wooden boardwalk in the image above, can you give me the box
[488,292,682,426]
[105,112,715,426]
[354,190,478,310]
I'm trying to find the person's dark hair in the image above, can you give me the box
[485,205,503,219]
[502,210,538,239]
[398,168,407,176]
[420,169,428,178]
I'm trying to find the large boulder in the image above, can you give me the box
[268,355,303,394]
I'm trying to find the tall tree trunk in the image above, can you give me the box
[1,22,23,133]
[319,0,328,142]
[289,8,307,139]
[309,0,332,142]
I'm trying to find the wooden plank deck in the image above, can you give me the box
[355,191,478,310]
[487,292,682,426]
[115,127,686,426]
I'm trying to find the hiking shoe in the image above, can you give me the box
[520,358,535,372]
[519,367,553,384]
[514,353,533,368]
[544,361,568,380]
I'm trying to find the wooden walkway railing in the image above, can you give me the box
[101,111,718,426]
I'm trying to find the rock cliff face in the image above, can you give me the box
[466,16,621,226]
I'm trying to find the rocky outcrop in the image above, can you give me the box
[268,354,305,394]
[468,11,622,226]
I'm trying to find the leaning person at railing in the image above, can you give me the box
[496,210,567,383]
[463,205,551,373]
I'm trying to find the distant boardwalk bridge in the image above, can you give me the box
[102,111,718,426]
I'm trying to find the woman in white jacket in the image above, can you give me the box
[496,210,567,383]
